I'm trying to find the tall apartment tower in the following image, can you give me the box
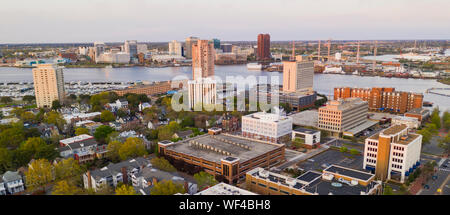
[185,36,199,59]
[168,40,182,56]
[363,124,422,183]
[282,57,314,93]
[257,34,271,61]
[124,40,138,57]
[192,40,215,80]
[32,64,65,108]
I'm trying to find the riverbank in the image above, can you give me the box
[437,78,450,85]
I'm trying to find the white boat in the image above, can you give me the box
[247,63,262,70]
[323,66,344,74]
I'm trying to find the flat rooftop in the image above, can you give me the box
[381,124,408,136]
[324,98,367,111]
[323,165,374,181]
[248,168,305,190]
[397,133,421,145]
[195,183,257,195]
[165,134,283,164]
[293,127,319,134]
[344,120,379,135]
[303,177,380,195]
[406,108,430,115]
[290,110,318,128]
[296,171,322,183]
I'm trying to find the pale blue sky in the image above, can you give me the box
[1,0,449,43]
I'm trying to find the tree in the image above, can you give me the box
[22,95,36,103]
[52,100,62,110]
[0,147,12,173]
[52,180,82,195]
[350,148,359,155]
[19,137,57,161]
[431,113,441,130]
[383,185,394,195]
[150,157,176,172]
[417,129,432,144]
[107,140,122,162]
[20,111,36,123]
[44,111,66,131]
[25,159,54,191]
[115,184,137,195]
[118,137,148,161]
[54,158,83,181]
[93,125,114,144]
[0,96,13,104]
[150,180,186,195]
[75,127,90,136]
[0,125,26,148]
[194,171,218,191]
[340,146,348,153]
[100,110,115,122]
[158,125,174,141]
[292,138,305,148]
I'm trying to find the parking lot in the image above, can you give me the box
[296,149,365,172]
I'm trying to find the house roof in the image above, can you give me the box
[89,157,151,180]
[175,130,193,138]
[58,138,98,153]
[2,171,22,182]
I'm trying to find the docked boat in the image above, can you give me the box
[423,101,433,107]
[247,63,262,70]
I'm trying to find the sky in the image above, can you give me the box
[0,0,449,43]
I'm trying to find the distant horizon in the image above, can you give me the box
[0,39,448,46]
[1,0,449,43]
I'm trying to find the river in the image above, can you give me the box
[0,65,448,111]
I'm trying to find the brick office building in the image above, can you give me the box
[158,132,285,184]
[257,34,271,61]
[334,87,423,114]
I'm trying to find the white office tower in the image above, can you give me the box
[241,110,293,144]
[93,41,106,63]
[124,40,138,57]
[187,77,217,109]
[169,40,182,56]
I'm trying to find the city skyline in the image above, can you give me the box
[1,0,449,43]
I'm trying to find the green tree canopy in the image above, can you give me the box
[118,137,148,161]
[44,111,66,131]
[93,125,114,144]
[150,180,186,195]
[25,159,54,191]
[106,140,122,162]
[150,157,176,172]
[100,110,115,122]
[52,180,82,195]
[194,171,218,191]
[75,127,90,136]
[115,184,137,195]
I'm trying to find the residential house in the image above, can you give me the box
[83,157,151,191]
[131,165,198,195]
[58,134,107,163]
[1,171,25,195]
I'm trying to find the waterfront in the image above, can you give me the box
[0,65,448,111]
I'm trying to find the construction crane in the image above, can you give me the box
[327,39,331,61]
[290,41,295,61]
[356,41,360,65]
[317,40,321,62]
[372,40,377,73]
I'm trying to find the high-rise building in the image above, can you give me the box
[187,77,217,109]
[169,40,182,56]
[124,40,138,57]
[282,57,314,93]
[137,44,148,54]
[185,36,199,59]
[257,34,271,61]
[220,43,233,53]
[32,64,65,108]
[192,40,215,80]
[318,98,368,134]
[210,38,221,49]
[334,87,423,113]
[93,41,106,63]
[363,124,422,183]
